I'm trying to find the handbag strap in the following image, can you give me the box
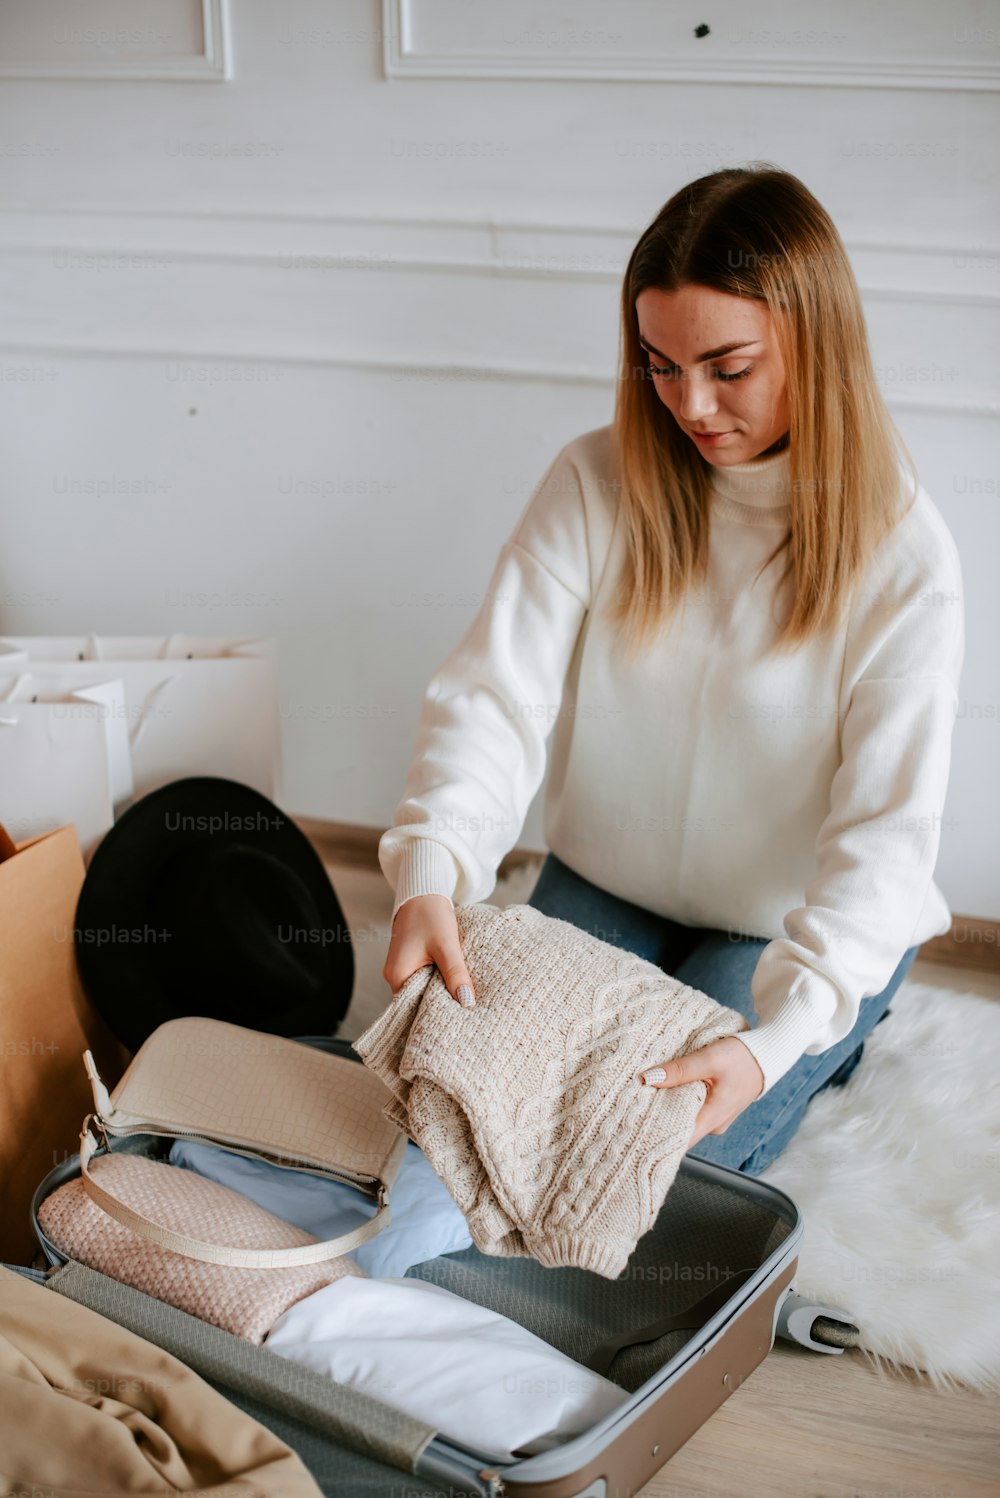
[79,1121,391,1268]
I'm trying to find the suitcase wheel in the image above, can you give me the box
[776,1290,860,1354]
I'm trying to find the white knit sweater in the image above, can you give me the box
[355,901,750,1279]
[379,425,965,1096]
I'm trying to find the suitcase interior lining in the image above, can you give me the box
[83,1132,792,1397]
[404,1171,792,1392]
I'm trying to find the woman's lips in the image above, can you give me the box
[689,430,737,446]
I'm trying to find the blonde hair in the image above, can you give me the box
[609,164,916,662]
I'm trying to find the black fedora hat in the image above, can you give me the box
[74,777,355,1054]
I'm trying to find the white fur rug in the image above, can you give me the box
[340,862,1000,1393]
[759,977,1000,1394]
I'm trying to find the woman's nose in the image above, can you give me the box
[678,371,718,424]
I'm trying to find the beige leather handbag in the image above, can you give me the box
[79,1015,409,1267]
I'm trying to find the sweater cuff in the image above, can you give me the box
[733,970,843,1096]
[388,837,461,922]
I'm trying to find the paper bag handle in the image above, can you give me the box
[79,1119,391,1268]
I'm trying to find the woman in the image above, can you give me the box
[379,165,964,1175]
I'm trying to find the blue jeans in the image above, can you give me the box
[525,852,919,1175]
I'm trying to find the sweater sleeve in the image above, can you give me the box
[735,511,965,1096]
[379,442,594,922]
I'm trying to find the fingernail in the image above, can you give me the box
[456,984,476,1008]
[640,1066,666,1086]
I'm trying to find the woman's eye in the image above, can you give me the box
[646,354,751,383]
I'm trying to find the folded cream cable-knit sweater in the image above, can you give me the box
[353,902,748,1280]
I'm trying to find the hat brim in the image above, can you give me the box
[74,777,354,1053]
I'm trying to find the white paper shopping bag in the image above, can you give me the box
[0,636,279,804]
[0,673,133,811]
[0,689,114,860]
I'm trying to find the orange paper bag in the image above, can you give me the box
[0,822,130,1263]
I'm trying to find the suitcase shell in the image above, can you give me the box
[29,1034,838,1498]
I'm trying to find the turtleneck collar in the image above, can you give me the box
[707,445,791,527]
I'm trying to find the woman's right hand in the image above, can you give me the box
[382,893,477,1007]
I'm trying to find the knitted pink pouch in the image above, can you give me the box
[37,1153,365,1344]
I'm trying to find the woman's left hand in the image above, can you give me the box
[638,1037,765,1148]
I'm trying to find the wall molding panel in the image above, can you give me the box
[0,0,231,82]
[382,0,1000,90]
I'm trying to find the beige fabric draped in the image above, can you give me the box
[0,1264,323,1498]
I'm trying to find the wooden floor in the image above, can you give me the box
[646,1337,1000,1498]
[323,856,1000,1498]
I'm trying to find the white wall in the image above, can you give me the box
[0,0,997,915]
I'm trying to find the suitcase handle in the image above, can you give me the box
[584,1266,757,1377]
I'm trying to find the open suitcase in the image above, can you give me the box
[26,1034,858,1498]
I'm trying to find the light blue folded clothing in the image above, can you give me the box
[167,1138,473,1277]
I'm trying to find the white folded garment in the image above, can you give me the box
[167,1138,473,1277]
[264,1274,629,1464]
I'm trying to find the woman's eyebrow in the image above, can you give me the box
[638,336,761,363]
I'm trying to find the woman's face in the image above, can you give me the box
[635,283,790,465]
